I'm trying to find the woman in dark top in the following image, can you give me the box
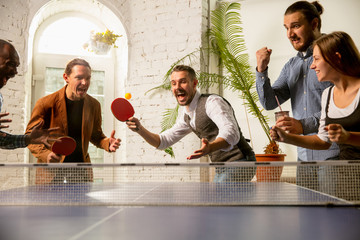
[270,31,360,201]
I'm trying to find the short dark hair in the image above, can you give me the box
[171,65,196,80]
[64,58,91,75]
[314,31,360,78]
[285,1,323,30]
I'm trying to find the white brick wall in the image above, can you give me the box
[119,0,205,163]
[0,0,206,163]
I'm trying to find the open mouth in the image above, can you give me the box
[77,88,87,94]
[176,91,187,102]
[291,38,300,44]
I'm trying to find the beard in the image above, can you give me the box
[291,32,316,52]
[177,98,192,106]
[175,89,194,106]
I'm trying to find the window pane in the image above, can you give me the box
[45,67,65,94]
[38,17,102,56]
[88,70,104,96]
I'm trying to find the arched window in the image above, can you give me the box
[29,4,127,172]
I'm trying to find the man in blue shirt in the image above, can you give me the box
[0,39,58,149]
[255,1,339,189]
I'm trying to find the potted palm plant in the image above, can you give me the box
[148,2,285,181]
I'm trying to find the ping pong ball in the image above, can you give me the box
[125,93,132,100]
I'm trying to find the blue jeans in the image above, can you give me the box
[213,154,256,183]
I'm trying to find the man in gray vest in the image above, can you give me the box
[126,65,255,182]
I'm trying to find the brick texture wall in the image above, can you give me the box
[0,0,208,163]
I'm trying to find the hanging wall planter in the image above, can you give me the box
[84,29,122,55]
[90,40,111,55]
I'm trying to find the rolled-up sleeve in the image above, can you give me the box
[205,95,240,151]
[158,114,192,150]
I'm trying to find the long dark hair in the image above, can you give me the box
[314,31,360,78]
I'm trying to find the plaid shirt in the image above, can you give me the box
[0,92,28,149]
[0,132,27,149]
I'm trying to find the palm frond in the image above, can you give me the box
[146,82,172,94]
[145,49,201,95]
[164,147,175,158]
[197,72,229,89]
[160,105,179,132]
[159,106,179,158]
[209,2,271,142]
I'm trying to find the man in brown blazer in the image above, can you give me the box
[26,58,121,184]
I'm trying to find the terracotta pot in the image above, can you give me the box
[255,154,286,182]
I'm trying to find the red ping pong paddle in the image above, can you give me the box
[111,98,135,122]
[51,136,76,156]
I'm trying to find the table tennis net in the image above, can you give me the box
[0,161,359,206]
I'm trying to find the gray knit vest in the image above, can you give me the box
[184,94,254,162]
